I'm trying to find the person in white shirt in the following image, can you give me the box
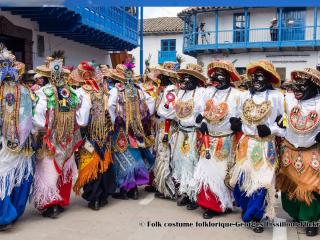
[229,60,284,233]
[277,68,320,237]
[191,60,242,219]
[166,64,207,210]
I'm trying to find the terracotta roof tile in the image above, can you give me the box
[143,17,184,34]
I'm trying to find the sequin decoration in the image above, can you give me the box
[180,132,190,155]
[203,99,229,125]
[114,128,128,153]
[251,143,264,169]
[293,154,305,173]
[289,106,319,134]
[267,141,276,167]
[282,152,291,167]
[310,152,320,172]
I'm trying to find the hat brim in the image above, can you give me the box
[36,65,70,79]
[246,62,281,88]
[207,62,241,82]
[291,69,320,87]
[109,69,140,83]
[177,69,207,86]
[151,66,178,79]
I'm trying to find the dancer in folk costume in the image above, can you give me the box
[192,60,242,219]
[72,61,116,210]
[230,60,284,233]
[108,63,155,200]
[150,62,180,199]
[0,44,33,231]
[277,68,320,237]
[167,64,207,209]
[32,57,83,218]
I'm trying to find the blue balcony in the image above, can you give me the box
[183,25,320,55]
[1,3,138,51]
[158,50,177,64]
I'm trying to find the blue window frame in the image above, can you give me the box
[280,8,306,41]
[233,12,250,43]
[161,39,176,51]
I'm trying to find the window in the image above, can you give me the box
[37,35,45,57]
[280,8,306,41]
[161,39,176,51]
[236,67,246,75]
[233,13,250,43]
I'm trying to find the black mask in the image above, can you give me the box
[251,69,273,93]
[179,74,198,90]
[210,68,231,90]
[159,74,173,87]
[292,78,319,101]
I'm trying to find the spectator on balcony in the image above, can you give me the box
[200,23,210,44]
[270,18,278,41]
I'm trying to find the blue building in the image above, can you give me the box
[178,7,320,81]
[0,4,139,70]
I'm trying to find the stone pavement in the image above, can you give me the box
[0,190,314,240]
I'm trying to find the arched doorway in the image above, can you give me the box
[0,16,33,70]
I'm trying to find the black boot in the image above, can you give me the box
[100,197,108,208]
[88,200,100,211]
[186,201,198,210]
[177,194,190,206]
[112,189,128,200]
[0,224,12,231]
[144,185,157,193]
[203,209,219,219]
[127,187,139,200]
[155,191,167,199]
[42,205,60,219]
[225,208,233,214]
[306,226,318,237]
[252,221,264,233]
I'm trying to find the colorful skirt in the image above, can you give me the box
[170,128,199,197]
[190,134,235,212]
[230,134,278,220]
[32,154,77,210]
[0,145,33,225]
[73,147,113,195]
[113,147,150,191]
[277,141,320,221]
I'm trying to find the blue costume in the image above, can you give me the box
[0,44,34,230]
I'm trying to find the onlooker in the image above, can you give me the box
[200,22,210,44]
[270,18,278,41]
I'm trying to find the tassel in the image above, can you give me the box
[203,134,211,159]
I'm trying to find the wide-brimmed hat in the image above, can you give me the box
[177,63,207,86]
[108,64,140,83]
[291,68,320,87]
[151,61,180,79]
[207,60,241,82]
[70,61,100,91]
[36,57,70,79]
[246,60,281,88]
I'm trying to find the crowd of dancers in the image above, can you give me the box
[0,43,319,237]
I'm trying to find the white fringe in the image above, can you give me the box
[189,157,234,211]
[32,156,62,210]
[0,155,33,200]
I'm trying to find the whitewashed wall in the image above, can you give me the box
[1,11,112,69]
[197,50,320,81]
[130,33,197,74]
